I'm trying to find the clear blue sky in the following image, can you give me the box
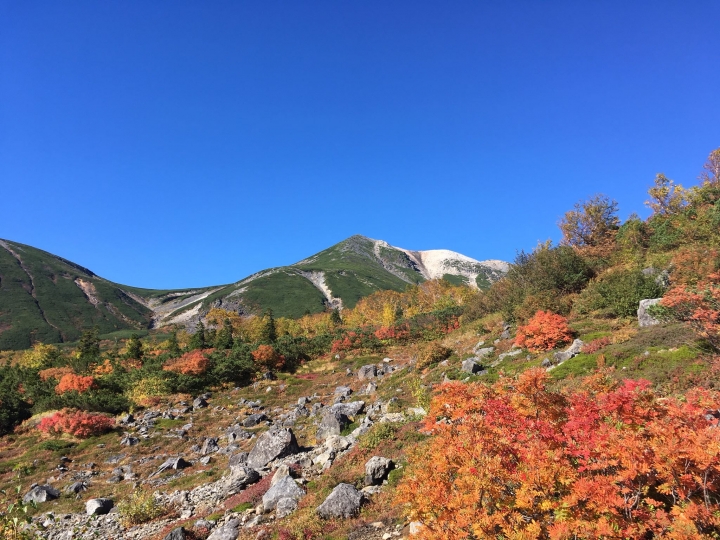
[1,1,718,289]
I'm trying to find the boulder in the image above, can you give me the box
[553,339,584,364]
[316,410,350,441]
[243,413,269,427]
[365,456,393,486]
[330,401,365,417]
[201,437,219,455]
[461,358,483,374]
[192,397,208,409]
[246,427,300,469]
[120,435,139,446]
[226,426,252,444]
[270,464,291,486]
[206,518,240,540]
[316,483,364,519]
[262,476,305,512]
[334,386,353,397]
[156,457,191,474]
[474,346,494,358]
[497,349,522,361]
[86,498,113,515]
[163,528,187,540]
[357,364,378,380]
[228,452,248,469]
[23,485,59,504]
[276,497,299,518]
[65,481,88,495]
[226,465,260,495]
[638,298,662,327]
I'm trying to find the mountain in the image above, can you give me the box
[0,235,508,349]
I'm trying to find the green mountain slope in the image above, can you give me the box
[0,235,507,348]
[0,239,157,350]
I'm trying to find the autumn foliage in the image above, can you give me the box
[38,366,74,382]
[54,373,96,394]
[38,409,115,438]
[515,310,573,352]
[661,271,720,351]
[397,369,720,539]
[163,350,211,375]
[251,345,285,371]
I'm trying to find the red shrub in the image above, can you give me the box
[224,472,274,508]
[515,310,573,352]
[55,374,97,394]
[582,336,611,354]
[38,366,74,382]
[38,409,115,438]
[163,350,211,375]
[251,345,285,371]
[661,271,720,351]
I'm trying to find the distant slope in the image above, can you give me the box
[0,239,159,350]
[156,235,508,325]
[0,235,508,347]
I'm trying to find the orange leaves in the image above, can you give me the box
[396,372,720,539]
[661,271,720,351]
[38,409,115,438]
[163,349,211,375]
[251,344,285,371]
[55,373,96,394]
[515,310,573,352]
[38,366,73,382]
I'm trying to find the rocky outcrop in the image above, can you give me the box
[364,457,393,486]
[246,427,299,469]
[316,483,364,519]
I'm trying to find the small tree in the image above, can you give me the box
[251,344,285,371]
[330,308,342,326]
[700,147,720,187]
[126,333,143,361]
[214,319,234,350]
[646,173,688,216]
[188,322,207,350]
[258,309,277,344]
[167,331,181,357]
[559,194,619,248]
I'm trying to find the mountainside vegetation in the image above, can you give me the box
[0,148,719,539]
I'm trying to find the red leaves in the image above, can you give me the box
[55,373,96,394]
[661,271,720,351]
[515,310,573,352]
[251,345,285,371]
[397,370,720,539]
[38,409,115,438]
[163,349,211,375]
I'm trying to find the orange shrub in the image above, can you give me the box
[251,345,285,371]
[581,336,611,354]
[661,271,720,351]
[515,310,573,352]
[38,409,115,438]
[162,349,211,375]
[397,370,720,539]
[38,366,74,382]
[55,374,96,394]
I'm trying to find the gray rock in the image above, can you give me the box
[86,498,113,515]
[553,339,585,364]
[228,452,248,469]
[156,457,191,474]
[316,410,350,441]
[201,437,219,455]
[163,528,187,540]
[364,456,393,486]
[358,382,377,395]
[276,497,299,518]
[461,358,483,374]
[330,401,365,417]
[120,436,139,446]
[226,426,252,444]
[243,413,269,427]
[23,485,59,504]
[65,481,87,495]
[638,298,662,327]
[226,466,260,495]
[541,358,552,368]
[334,386,353,397]
[262,476,305,511]
[206,518,240,540]
[192,397,208,409]
[474,346,495,358]
[246,427,300,469]
[497,349,522,361]
[357,364,378,380]
[316,483,364,519]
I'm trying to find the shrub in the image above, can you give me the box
[660,271,720,351]
[581,336,611,354]
[38,409,115,438]
[417,342,452,369]
[163,350,211,375]
[397,370,720,539]
[574,268,664,317]
[251,345,285,371]
[359,422,398,450]
[126,376,170,407]
[38,367,74,382]
[55,374,96,395]
[515,310,572,352]
[117,490,166,526]
[19,343,59,369]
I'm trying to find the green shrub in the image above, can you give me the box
[38,440,76,452]
[417,342,452,369]
[574,269,664,317]
[117,490,166,526]
[359,422,398,450]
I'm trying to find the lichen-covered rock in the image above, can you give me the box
[316,483,364,519]
[638,298,662,327]
[316,410,350,441]
[23,485,59,504]
[357,364,378,380]
[246,427,299,469]
[553,339,584,364]
[461,358,482,374]
[364,456,394,486]
[86,498,113,515]
[262,476,305,512]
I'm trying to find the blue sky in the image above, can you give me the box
[1,1,718,289]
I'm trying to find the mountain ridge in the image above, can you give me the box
[0,235,508,349]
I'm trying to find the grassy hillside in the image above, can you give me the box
[0,239,154,350]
